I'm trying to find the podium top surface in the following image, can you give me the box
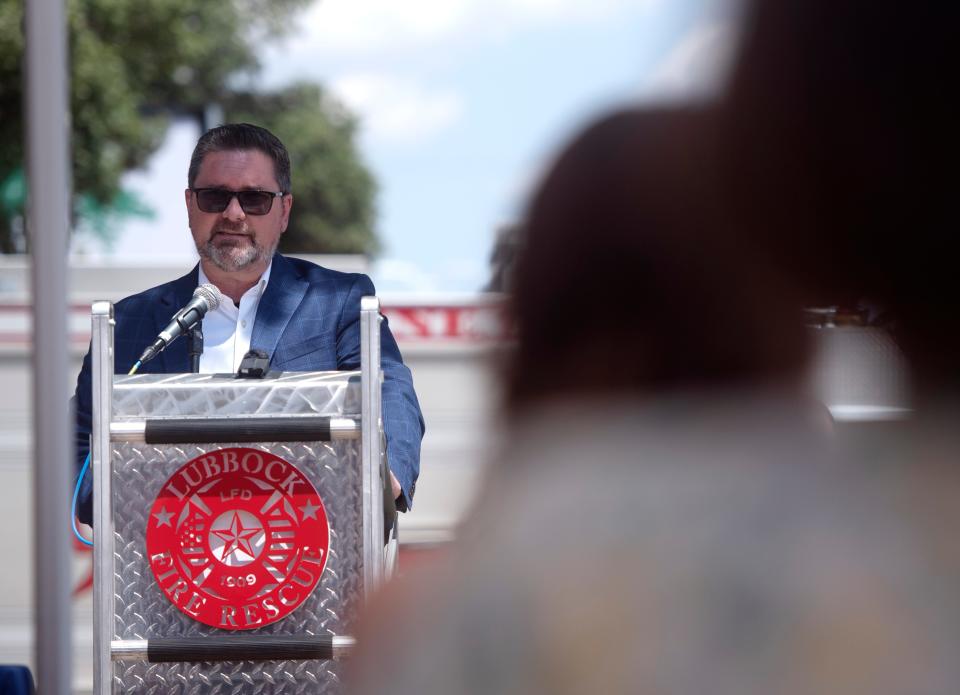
[112,370,361,419]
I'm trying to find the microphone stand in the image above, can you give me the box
[188,323,204,373]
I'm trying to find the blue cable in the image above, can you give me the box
[72,356,140,546]
[72,452,93,547]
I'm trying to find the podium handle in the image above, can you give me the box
[111,635,355,663]
[109,416,360,443]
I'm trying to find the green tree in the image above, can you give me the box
[223,84,379,255]
[0,0,313,252]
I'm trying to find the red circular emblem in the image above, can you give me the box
[146,448,329,630]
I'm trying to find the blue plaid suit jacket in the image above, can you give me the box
[72,254,424,525]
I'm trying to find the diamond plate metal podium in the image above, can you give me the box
[89,297,390,693]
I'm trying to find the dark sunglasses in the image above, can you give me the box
[191,188,285,215]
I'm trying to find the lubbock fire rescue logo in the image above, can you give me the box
[146,448,329,630]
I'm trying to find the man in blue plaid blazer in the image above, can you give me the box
[72,123,423,526]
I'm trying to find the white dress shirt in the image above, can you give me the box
[197,263,272,374]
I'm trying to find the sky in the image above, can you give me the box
[79,0,741,294]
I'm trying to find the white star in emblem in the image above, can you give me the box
[212,512,261,560]
[299,500,320,521]
[153,506,173,528]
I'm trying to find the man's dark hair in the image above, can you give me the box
[188,123,292,193]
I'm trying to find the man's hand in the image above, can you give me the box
[389,470,402,502]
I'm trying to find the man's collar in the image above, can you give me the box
[198,261,273,300]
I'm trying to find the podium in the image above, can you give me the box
[89,297,392,693]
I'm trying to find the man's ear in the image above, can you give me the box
[184,188,192,214]
[280,194,293,234]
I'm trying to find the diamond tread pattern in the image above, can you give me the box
[109,374,363,693]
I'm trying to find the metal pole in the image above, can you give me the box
[91,303,114,693]
[25,0,73,691]
[360,296,384,596]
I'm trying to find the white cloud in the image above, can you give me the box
[331,74,463,145]
[643,19,738,102]
[276,0,654,60]
[259,0,658,136]
[498,0,655,24]
[292,0,473,54]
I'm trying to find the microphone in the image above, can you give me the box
[137,283,223,366]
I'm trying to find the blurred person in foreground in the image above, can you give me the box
[719,0,960,685]
[346,0,960,690]
[721,0,955,396]
[349,107,890,694]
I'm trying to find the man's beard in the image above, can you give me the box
[197,227,277,273]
